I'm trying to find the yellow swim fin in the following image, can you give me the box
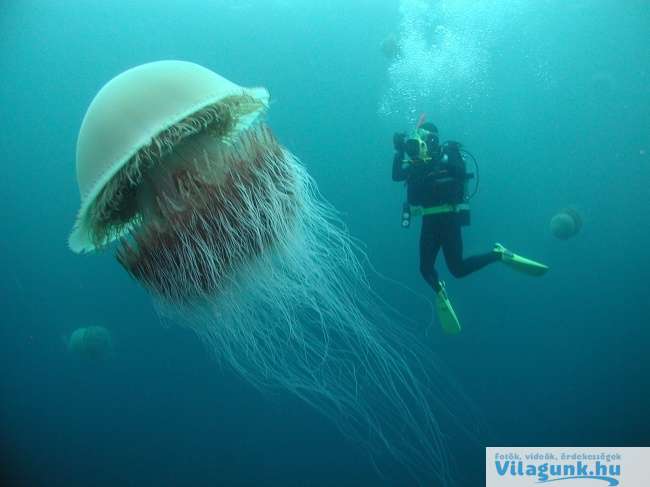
[435,281,461,335]
[494,243,549,276]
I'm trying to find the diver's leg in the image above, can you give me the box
[424,217,462,334]
[419,217,442,292]
[442,220,500,278]
[493,243,550,276]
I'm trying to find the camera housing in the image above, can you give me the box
[405,138,424,159]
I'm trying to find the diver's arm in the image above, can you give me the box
[392,152,409,181]
[392,132,409,181]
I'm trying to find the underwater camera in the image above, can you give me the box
[405,137,426,159]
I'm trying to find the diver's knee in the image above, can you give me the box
[447,264,467,278]
[419,265,436,285]
[419,269,430,282]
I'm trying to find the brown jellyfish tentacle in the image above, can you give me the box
[116,123,294,303]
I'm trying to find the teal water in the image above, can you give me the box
[1,1,648,485]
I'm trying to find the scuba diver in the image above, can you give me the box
[392,119,548,334]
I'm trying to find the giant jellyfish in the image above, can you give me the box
[69,61,467,483]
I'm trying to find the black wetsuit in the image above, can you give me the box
[392,142,499,292]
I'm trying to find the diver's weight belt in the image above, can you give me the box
[410,203,470,217]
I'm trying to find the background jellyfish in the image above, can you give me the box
[68,60,471,483]
[380,34,401,61]
[550,208,582,240]
[66,326,113,361]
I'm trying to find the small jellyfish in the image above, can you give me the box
[550,208,582,240]
[380,34,401,60]
[66,326,113,361]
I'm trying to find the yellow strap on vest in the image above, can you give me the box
[410,203,470,217]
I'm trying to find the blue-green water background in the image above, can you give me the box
[1,1,648,485]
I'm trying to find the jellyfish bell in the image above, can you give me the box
[71,65,266,241]
[380,34,401,61]
[550,207,582,240]
[68,60,472,483]
[67,326,113,361]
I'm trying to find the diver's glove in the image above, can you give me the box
[393,132,406,153]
